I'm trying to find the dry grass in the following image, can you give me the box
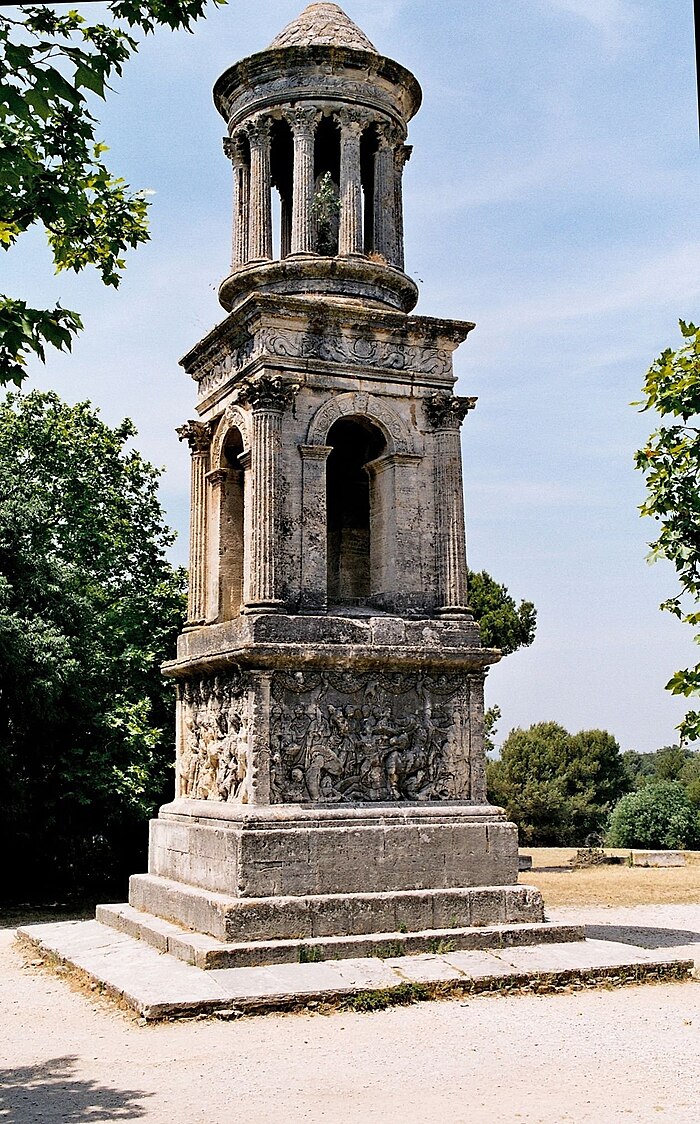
[519,847,700,907]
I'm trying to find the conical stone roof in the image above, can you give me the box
[268,3,377,52]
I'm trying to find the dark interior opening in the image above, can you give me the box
[326,417,386,604]
[360,125,378,254]
[313,115,341,255]
[270,118,294,259]
[221,427,245,619]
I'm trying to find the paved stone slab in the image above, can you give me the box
[18,919,696,1021]
[630,850,686,867]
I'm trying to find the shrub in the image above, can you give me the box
[606,781,700,850]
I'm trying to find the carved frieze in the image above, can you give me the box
[269,670,471,804]
[195,324,453,399]
[177,674,250,803]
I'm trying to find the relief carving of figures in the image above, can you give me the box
[269,671,470,804]
[178,674,250,802]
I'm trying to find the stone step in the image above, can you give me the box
[97,901,584,969]
[18,918,695,1021]
[127,872,545,941]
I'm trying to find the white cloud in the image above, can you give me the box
[537,0,641,53]
[481,242,700,330]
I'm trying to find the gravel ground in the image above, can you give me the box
[2,906,700,1124]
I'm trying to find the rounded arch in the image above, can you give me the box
[306,392,417,455]
[211,405,251,469]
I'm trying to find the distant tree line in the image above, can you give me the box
[487,724,700,850]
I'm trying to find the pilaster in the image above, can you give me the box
[425,393,477,613]
[176,420,213,625]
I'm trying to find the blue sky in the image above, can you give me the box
[3,0,698,751]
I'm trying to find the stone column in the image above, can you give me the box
[425,393,478,613]
[238,376,297,612]
[224,134,250,269]
[373,123,399,264]
[394,144,412,272]
[247,117,273,262]
[298,444,333,611]
[176,421,212,626]
[290,108,317,255]
[338,111,364,256]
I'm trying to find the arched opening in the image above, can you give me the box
[326,417,386,604]
[313,115,340,255]
[219,427,246,619]
[270,118,294,259]
[360,125,378,254]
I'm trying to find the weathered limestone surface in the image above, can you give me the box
[76,3,566,969]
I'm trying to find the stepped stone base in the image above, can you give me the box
[87,801,576,971]
[148,801,521,899]
[97,897,582,969]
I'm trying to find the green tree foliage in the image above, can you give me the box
[607,781,700,850]
[621,746,700,810]
[487,722,628,845]
[0,1,224,385]
[0,391,186,900]
[467,570,536,655]
[635,321,700,743]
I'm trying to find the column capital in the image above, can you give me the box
[337,107,367,137]
[298,443,333,462]
[376,119,403,150]
[286,104,321,134]
[235,374,299,412]
[176,420,213,453]
[246,114,272,146]
[425,394,477,430]
[395,143,413,171]
[223,133,248,165]
[205,468,228,487]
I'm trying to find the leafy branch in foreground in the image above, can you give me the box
[0,1,225,385]
[635,320,700,743]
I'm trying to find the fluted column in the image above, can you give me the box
[237,376,297,612]
[224,134,250,269]
[425,394,477,612]
[290,108,317,255]
[373,123,399,264]
[394,144,412,271]
[338,111,364,256]
[247,117,272,262]
[176,420,212,626]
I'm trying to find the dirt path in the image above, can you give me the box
[2,908,700,1123]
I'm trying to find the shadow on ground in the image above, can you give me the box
[0,906,95,931]
[584,924,700,949]
[0,1056,151,1122]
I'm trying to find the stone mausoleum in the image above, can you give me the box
[99,3,560,967]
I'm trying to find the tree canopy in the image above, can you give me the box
[487,721,628,846]
[467,569,536,655]
[635,320,700,743]
[0,1,224,385]
[0,390,186,900]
